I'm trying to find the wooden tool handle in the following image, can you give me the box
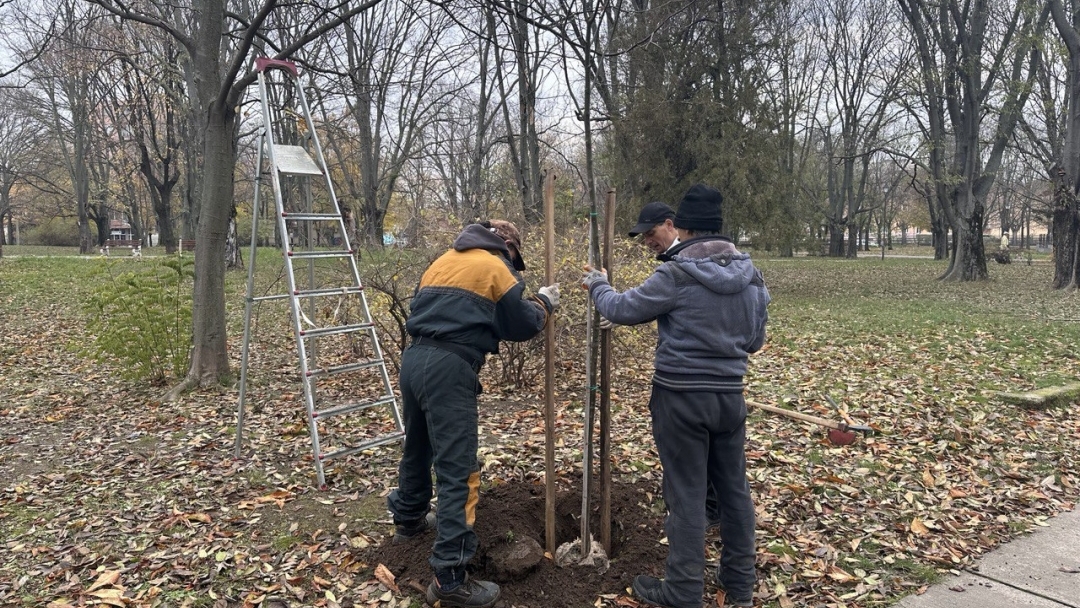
[747,400,845,431]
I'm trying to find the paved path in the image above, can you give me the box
[896,508,1080,608]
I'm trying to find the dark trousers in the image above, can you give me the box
[387,344,482,577]
[650,386,756,606]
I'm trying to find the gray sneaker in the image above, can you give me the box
[631,575,675,607]
[426,574,500,608]
[391,511,435,544]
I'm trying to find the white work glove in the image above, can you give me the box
[599,316,616,330]
[538,283,560,309]
[580,266,608,291]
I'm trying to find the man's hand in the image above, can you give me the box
[538,283,560,309]
[580,265,608,290]
[599,316,616,330]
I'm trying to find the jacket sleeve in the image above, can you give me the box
[589,266,677,325]
[493,276,549,342]
[744,271,770,353]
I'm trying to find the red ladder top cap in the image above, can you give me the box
[255,58,298,77]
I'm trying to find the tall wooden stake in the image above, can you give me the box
[599,187,615,554]
[543,170,557,555]
[582,199,600,556]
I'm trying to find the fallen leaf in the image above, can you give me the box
[86,570,121,592]
[910,518,930,536]
[375,563,400,593]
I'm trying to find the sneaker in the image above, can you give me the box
[392,511,435,545]
[715,568,753,606]
[631,575,676,608]
[716,582,753,607]
[722,592,753,607]
[426,574,500,608]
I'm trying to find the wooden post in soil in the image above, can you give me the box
[599,188,615,554]
[543,170,557,555]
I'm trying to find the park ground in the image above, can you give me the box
[1,245,1078,608]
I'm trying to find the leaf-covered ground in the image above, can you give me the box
[2,250,1079,608]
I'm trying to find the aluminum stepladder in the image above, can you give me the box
[234,58,404,489]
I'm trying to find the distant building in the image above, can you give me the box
[109,218,133,241]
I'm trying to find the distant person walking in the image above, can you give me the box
[1000,233,1010,250]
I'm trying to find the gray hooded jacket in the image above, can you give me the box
[589,236,769,392]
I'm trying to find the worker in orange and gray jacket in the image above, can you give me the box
[387,220,559,608]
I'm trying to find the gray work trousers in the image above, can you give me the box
[649,386,757,607]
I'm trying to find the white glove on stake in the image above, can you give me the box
[538,283,560,309]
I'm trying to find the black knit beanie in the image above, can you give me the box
[673,184,723,232]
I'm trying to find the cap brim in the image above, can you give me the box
[628,221,655,237]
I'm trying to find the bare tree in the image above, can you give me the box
[898,0,1046,281]
[314,1,461,246]
[757,0,826,255]
[814,0,909,258]
[15,2,110,254]
[1047,0,1080,288]
[490,0,548,223]
[83,0,386,397]
[424,13,506,224]
[111,27,187,253]
[0,89,44,256]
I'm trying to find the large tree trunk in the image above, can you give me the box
[1049,0,1080,290]
[182,101,235,389]
[1052,186,1079,289]
[151,183,177,253]
[942,201,988,281]
[827,222,845,256]
[846,223,859,258]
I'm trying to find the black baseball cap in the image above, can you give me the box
[628,201,675,236]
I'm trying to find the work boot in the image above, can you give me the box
[392,511,435,545]
[426,573,500,608]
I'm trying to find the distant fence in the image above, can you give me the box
[104,239,140,248]
[905,233,1050,250]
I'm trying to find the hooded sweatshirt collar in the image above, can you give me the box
[660,235,757,295]
[453,224,516,267]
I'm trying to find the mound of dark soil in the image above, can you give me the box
[365,477,669,607]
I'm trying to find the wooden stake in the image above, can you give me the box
[543,170,557,555]
[599,187,615,554]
